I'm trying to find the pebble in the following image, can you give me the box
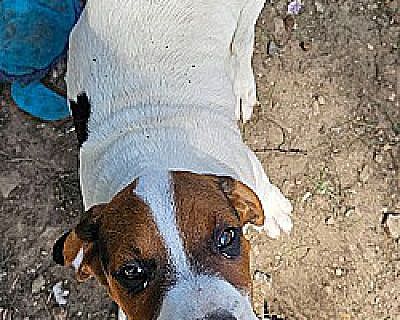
[388,92,396,101]
[325,216,335,225]
[302,191,312,202]
[254,270,272,283]
[317,95,326,105]
[335,268,344,276]
[273,17,290,46]
[267,40,280,56]
[344,207,355,217]
[359,164,372,183]
[0,172,21,198]
[374,154,384,163]
[300,40,312,51]
[384,214,400,239]
[315,1,325,13]
[383,144,392,151]
[31,275,45,294]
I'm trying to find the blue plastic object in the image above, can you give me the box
[0,0,82,120]
[11,81,70,121]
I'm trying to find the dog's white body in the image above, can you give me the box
[66,0,292,319]
[67,0,292,238]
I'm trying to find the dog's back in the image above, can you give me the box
[67,0,247,116]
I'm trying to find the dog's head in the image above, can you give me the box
[53,171,264,320]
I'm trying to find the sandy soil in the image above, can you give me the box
[1,0,399,319]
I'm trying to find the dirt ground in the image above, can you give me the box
[1,0,399,319]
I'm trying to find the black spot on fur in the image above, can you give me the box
[69,93,91,147]
[53,231,71,265]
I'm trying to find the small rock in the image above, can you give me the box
[388,92,396,101]
[374,154,384,163]
[384,213,400,239]
[383,144,392,151]
[335,268,343,276]
[273,17,289,45]
[265,123,284,147]
[359,164,372,183]
[300,40,312,51]
[302,191,312,202]
[315,1,324,13]
[344,207,355,217]
[325,216,335,225]
[31,275,46,294]
[0,172,21,198]
[312,100,320,115]
[367,43,374,50]
[316,95,326,105]
[267,40,280,56]
[253,270,272,283]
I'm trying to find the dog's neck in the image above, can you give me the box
[79,102,259,209]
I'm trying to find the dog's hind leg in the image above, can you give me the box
[230,0,266,122]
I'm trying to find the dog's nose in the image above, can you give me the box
[203,310,236,320]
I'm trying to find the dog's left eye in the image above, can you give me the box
[113,260,154,294]
[214,226,241,258]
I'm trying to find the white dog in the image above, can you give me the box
[53,1,293,319]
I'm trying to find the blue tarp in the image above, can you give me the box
[0,0,82,120]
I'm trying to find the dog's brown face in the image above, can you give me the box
[54,172,264,320]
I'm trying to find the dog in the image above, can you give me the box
[52,0,293,319]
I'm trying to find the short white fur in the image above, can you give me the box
[68,0,293,238]
[134,172,259,320]
[135,171,191,276]
[157,275,259,320]
[71,247,84,272]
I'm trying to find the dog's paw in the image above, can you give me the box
[254,185,293,238]
[234,73,258,123]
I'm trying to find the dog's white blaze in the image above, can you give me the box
[72,247,84,271]
[118,308,127,320]
[135,171,191,277]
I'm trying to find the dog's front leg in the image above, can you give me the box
[247,150,293,238]
[230,0,266,122]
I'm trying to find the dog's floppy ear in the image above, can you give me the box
[219,177,264,227]
[53,205,107,284]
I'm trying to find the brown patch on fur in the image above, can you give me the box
[56,181,169,320]
[219,177,264,227]
[172,172,260,293]
[99,182,168,320]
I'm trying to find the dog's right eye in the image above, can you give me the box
[113,260,155,294]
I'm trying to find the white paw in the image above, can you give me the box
[254,185,293,238]
[234,72,258,123]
